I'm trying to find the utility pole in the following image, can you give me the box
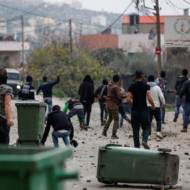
[21,15,25,67]
[154,0,162,76]
[69,19,73,59]
[136,0,162,75]
[78,22,83,53]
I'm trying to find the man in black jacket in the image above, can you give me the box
[41,105,74,147]
[95,79,108,126]
[78,75,94,127]
[127,71,155,149]
[173,69,188,122]
[180,76,190,132]
[37,76,60,112]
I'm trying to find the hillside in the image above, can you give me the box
[0,0,122,34]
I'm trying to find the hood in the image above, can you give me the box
[0,84,13,95]
[147,82,157,88]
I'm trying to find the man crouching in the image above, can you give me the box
[41,105,74,147]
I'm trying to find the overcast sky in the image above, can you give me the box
[44,0,190,15]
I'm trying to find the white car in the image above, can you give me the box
[6,68,22,96]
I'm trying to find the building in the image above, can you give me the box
[122,14,165,34]
[91,15,107,26]
[0,40,30,67]
[80,34,118,51]
[119,33,165,54]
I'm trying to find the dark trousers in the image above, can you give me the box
[161,106,165,123]
[99,102,107,124]
[183,101,190,129]
[83,102,92,126]
[68,108,85,125]
[0,121,10,144]
[131,110,149,148]
[148,107,161,134]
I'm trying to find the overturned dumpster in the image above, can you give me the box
[97,144,179,187]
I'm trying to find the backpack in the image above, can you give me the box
[21,84,30,95]
[19,83,34,100]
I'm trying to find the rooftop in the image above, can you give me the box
[122,15,165,24]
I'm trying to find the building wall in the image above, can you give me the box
[0,41,30,51]
[122,23,164,34]
[119,34,165,54]
[0,51,20,67]
[80,34,118,51]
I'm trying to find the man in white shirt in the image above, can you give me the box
[147,75,165,140]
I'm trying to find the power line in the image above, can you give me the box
[6,2,46,22]
[167,0,189,10]
[101,0,135,33]
[0,2,68,23]
[0,1,124,36]
[164,0,181,14]
[0,2,110,34]
[183,0,190,5]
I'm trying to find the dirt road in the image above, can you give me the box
[10,97,190,190]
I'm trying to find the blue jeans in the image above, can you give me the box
[52,130,70,147]
[44,97,52,113]
[131,110,149,148]
[174,95,184,121]
[183,101,190,129]
[119,102,131,127]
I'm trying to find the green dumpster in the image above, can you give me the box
[0,146,78,190]
[15,101,46,144]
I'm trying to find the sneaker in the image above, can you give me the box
[102,131,107,137]
[156,132,163,139]
[111,135,119,139]
[142,142,150,149]
[181,128,187,133]
[173,117,177,122]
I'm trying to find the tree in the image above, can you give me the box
[92,48,129,74]
[27,45,113,97]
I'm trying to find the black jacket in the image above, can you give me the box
[36,76,60,98]
[180,80,190,102]
[41,110,74,144]
[79,81,94,104]
[175,76,188,95]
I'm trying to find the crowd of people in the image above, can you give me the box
[0,67,189,149]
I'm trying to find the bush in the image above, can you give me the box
[27,46,113,97]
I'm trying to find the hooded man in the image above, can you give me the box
[78,75,94,127]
